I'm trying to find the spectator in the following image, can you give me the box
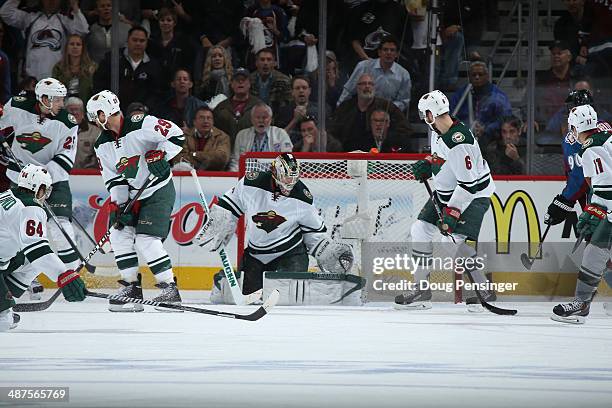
[275,76,320,144]
[86,0,131,64]
[484,116,526,175]
[0,0,89,80]
[338,35,412,113]
[579,0,612,78]
[94,26,163,114]
[345,109,413,153]
[66,96,100,170]
[293,116,342,152]
[535,41,576,125]
[0,22,11,103]
[308,51,347,114]
[345,0,410,65]
[196,0,243,50]
[249,49,292,113]
[174,106,231,171]
[81,0,141,27]
[126,101,148,117]
[450,61,512,146]
[196,45,233,103]
[243,0,289,67]
[554,0,584,59]
[228,102,292,171]
[147,7,196,91]
[330,73,411,151]
[52,34,97,102]
[157,69,207,130]
[214,68,262,143]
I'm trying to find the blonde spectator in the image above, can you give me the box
[197,45,233,103]
[52,34,97,102]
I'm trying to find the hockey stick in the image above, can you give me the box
[13,175,157,312]
[422,179,518,316]
[189,167,262,306]
[1,139,96,273]
[84,289,279,321]
[71,215,106,254]
[520,224,551,270]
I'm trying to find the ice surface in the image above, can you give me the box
[2,291,612,408]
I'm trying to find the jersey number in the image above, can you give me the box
[25,220,43,237]
[594,158,604,174]
[154,119,172,137]
[465,155,472,170]
[63,136,74,149]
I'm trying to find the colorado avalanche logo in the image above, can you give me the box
[16,132,52,153]
[31,28,63,51]
[116,155,140,179]
[252,210,286,233]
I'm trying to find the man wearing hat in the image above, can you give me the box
[213,68,262,144]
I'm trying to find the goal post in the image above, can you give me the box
[238,152,462,303]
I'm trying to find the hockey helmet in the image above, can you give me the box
[568,105,598,137]
[271,153,300,196]
[35,78,67,113]
[565,89,594,111]
[17,164,53,204]
[87,90,121,129]
[418,90,449,125]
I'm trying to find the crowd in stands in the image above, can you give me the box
[0,0,610,175]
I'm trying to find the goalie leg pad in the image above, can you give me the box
[210,270,244,304]
[263,271,366,306]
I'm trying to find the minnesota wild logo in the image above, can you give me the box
[16,132,52,154]
[116,155,140,179]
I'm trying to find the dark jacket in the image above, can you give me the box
[344,130,413,153]
[249,70,292,113]
[213,95,262,143]
[484,139,526,175]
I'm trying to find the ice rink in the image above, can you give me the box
[2,291,612,408]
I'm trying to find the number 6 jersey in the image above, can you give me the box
[94,114,185,204]
[0,96,79,185]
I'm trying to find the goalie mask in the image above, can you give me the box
[418,90,449,133]
[568,105,598,142]
[271,153,300,196]
[35,78,67,116]
[18,164,53,205]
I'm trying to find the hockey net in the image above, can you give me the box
[239,152,462,303]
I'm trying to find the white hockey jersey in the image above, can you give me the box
[581,130,612,219]
[218,171,327,264]
[0,189,65,282]
[430,120,496,212]
[0,96,79,185]
[94,114,185,203]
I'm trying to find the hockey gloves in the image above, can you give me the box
[312,237,354,274]
[412,156,433,181]
[109,202,134,230]
[58,270,86,302]
[145,150,170,179]
[545,195,575,225]
[438,206,461,236]
[576,204,607,241]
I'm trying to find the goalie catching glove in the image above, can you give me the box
[312,237,354,274]
[196,205,238,251]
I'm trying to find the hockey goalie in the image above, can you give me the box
[196,153,361,305]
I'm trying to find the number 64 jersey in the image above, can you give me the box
[94,114,184,204]
[0,96,79,185]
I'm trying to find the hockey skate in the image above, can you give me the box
[152,280,183,312]
[27,278,44,300]
[394,288,432,310]
[0,308,20,331]
[551,298,590,324]
[466,291,497,313]
[108,274,144,312]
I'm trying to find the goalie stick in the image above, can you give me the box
[520,224,551,270]
[189,167,262,306]
[13,175,157,312]
[1,137,96,274]
[422,179,518,316]
[85,289,280,321]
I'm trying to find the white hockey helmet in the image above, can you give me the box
[87,90,121,129]
[418,90,450,124]
[271,153,301,196]
[568,104,598,136]
[17,164,53,204]
[35,78,67,113]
